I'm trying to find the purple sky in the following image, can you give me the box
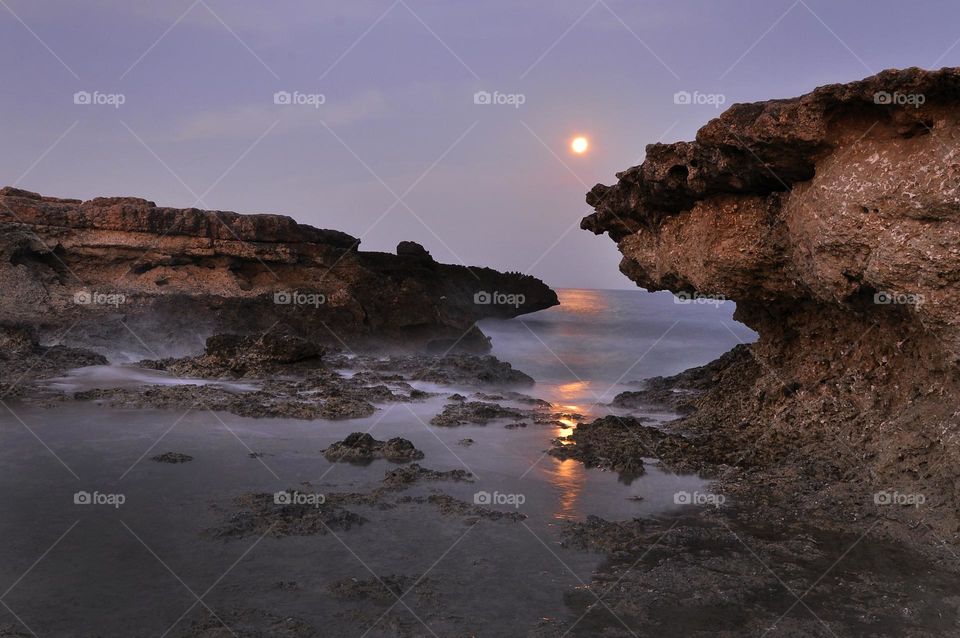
[3,0,959,289]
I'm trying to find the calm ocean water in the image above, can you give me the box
[481,287,757,399]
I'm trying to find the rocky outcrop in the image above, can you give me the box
[0,188,557,357]
[0,323,107,398]
[583,67,960,541]
[322,433,424,462]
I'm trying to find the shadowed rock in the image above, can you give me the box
[0,188,558,356]
[0,323,106,398]
[322,433,425,463]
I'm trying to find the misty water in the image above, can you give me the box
[0,289,756,636]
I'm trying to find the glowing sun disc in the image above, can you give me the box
[571,136,589,154]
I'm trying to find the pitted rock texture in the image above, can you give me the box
[0,188,557,356]
[583,67,960,543]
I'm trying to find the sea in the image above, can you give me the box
[0,288,757,636]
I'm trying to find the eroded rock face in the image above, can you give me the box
[0,188,558,356]
[584,68,960,347]
[582,67,960,540]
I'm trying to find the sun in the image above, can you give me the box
[570,136,589,154]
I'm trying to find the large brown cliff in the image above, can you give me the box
[583,67,960,542]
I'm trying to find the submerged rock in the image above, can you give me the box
[400,493,526,522]
[327,573,424,601]
[208,491,364,539]
[178,607,318,637]
[151,452,193,464]
[381,463,473,489]
[558,512,960,637]
[560,514,651,555]
[0,625,33,638]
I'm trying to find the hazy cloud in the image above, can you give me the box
[176,89,389,141]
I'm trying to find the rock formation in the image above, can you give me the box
[0,187,557,356]
[583,67,960,541]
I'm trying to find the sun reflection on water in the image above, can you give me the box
[556,289,610,315]
[552,457,586,520]
[555,416,577,439]
[554,380,589,403]
[543,380,593,519]
[551,380,592,435]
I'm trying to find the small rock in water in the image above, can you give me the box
[430,400,525,426]
[328,573,426,600]
[151,452,193,464]
[322,432,425,462]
